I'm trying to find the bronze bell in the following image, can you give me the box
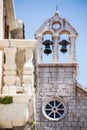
[42,40,53,55]
[59,40,70,53]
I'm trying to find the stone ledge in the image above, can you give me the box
[38,63,78,67]
[38,63,78,75]
[0,94,32,103]
[77,82,87,95]
[0,39,36,49]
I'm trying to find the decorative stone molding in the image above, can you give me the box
[4,47,17,70]
[3,48,17,88]
[42,97,67,121]
[23,48,34,94]
[0,39,36,94]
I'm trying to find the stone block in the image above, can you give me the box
[64,72,73,78]
[3,85,9,94]
[23,70,33,75]
[71,122,77,127]
[78,122,84,127]
[38,78,48,84]
[81,128,87,130]
[0,118,12,128]
[62,127,68,130]
[9,85,16,94]
[84,122,87,127]
[59,122,63,127]
[16,87,24,93]
[66,122,72,127]
[52,72,58,77]
[69,127,74,130]
[49,67,58,72]
[58,68,65,72]
[4,75,17,86]
[80,117,86,122]
[4,71,16,75]
[23,75,33,83]
[68,117,73,121]
[39,67,50,73]
[76,127,81,130]
[40,72,51,78]
[64,78,75,83]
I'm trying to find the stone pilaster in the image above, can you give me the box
[69,35,77,63]
[36,35,43,63]
[4,47,17,86]
[52,35,60,62]
[23,48,34,94]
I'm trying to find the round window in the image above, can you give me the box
[42,97,67,121]
[52,22,61,30]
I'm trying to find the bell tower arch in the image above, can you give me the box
[35,10,78,63]
[35,10,78,130]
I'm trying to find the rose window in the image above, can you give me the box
[42,98,67,121]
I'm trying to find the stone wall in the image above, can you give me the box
[35,63,87,130]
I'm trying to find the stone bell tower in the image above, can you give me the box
[35,10,78,130]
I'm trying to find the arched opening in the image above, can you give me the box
[42,33,53,63]
[59,33,70,63]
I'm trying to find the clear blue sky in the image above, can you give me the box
[14,0,87,87]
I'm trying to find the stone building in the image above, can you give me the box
[0,0,87,130]
[0,0,36,129]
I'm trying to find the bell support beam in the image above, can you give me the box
[36,35,43,63]
[52,35,60,62]
[69,35,77,63]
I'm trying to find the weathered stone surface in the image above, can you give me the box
[35,64,87,130]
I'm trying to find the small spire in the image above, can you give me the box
[56,4,58,12]
[55,3,59,15]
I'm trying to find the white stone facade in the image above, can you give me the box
[0,39,36,129]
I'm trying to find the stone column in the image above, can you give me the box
[36,35,43,63]
[3,48,17,94]
[23,48,34,94]
[52,35,60,62]
[69,35,77,63]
